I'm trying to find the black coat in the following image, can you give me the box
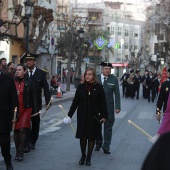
[26,67,51,110]
[14,77,38,114]
[157,80,170,112]
[0,72,18,133]
[141,132,170,170]
[68,83,108,140]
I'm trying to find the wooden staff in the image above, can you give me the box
[58,105,76,135]
[42,97,53,118]
[31,111,41,118]
[128,120,152,139]
[12,107,17,131]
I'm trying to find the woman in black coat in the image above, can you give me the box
[13,64,38,161]
[66,68,108,166]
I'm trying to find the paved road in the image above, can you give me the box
[0,87,160,170]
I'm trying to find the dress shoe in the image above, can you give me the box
[79,156,86,165]
[85,158,91,166]
[6,163,13,170]
[15,153,19,160]
[23,147,30,153]
[18,152,24,161]
[30,144,35,150]
[103,150,111,154]
[94,147,100,151]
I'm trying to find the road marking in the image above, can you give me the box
[138,112,154,119]
[115,111,127,118]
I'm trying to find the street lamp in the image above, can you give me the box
[78,28,85,77]
[24,0,34,53]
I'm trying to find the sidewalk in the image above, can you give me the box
[42,83,76,106]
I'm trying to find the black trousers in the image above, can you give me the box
[25,114,40,147]
[31,115,40,145]
[0,132,11,165]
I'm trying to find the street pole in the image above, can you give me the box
[51,54,53,76]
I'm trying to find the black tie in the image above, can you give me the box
[103,77,107,86]
[30,71,33,78]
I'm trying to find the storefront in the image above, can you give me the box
[111,63,128,78]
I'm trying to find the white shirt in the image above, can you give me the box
[28,67,36,77]
[101,74,108,84]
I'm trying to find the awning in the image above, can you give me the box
[112,63,128,67]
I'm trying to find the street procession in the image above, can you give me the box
[1,0,170,170]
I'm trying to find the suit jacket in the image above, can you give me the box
[26,67,51,110]
[97,74,121,117]
[0,72,18,133]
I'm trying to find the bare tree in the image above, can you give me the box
[0,1,54,53]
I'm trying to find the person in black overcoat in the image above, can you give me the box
[65,68,108,166]
[23,53,51,152]
[141,132,170,170]
[0,59,18,170]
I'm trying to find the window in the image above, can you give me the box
[110,27,114,34]
[134,46,138,50]
[118,27,122,36]
[125,30,129,36]
[117,53,122,61]
[124,43,129,49]
[134,33,138,37]
[12,55,18,64]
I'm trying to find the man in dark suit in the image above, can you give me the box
[23,53,51,152]
[0,59,18,170]
[95,61,121,154]
[156,68,170,119]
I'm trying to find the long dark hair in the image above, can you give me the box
[83,68,98,85]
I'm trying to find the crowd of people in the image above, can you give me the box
[120,69,162,103]
[0,53,51,170]
[1,54,170,169]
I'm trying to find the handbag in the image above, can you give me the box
[94,113,103,125]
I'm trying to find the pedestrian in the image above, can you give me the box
[120,72,128,97]
[154,73,162,97]
[23,53,51,152]
[0,59,18,170]
[95,61,121,154]
[1,57,9,74]
[156,68,170,114]
[13,64,38,161]
[7,62,16,78]
[141,70,149,99]
[64,68,108,166]
[134,69,141,100]
[142,132,170,170]
[148,92,170,143]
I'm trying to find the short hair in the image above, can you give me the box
[84,68,98,85]
[0,59,2,65]
[7,62,13,67]
[16,64,27,71]
[1,58,6,61]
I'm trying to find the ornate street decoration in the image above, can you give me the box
[94,36,108,50]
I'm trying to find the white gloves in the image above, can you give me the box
[148,135,158,144]
[63,116,71,124]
